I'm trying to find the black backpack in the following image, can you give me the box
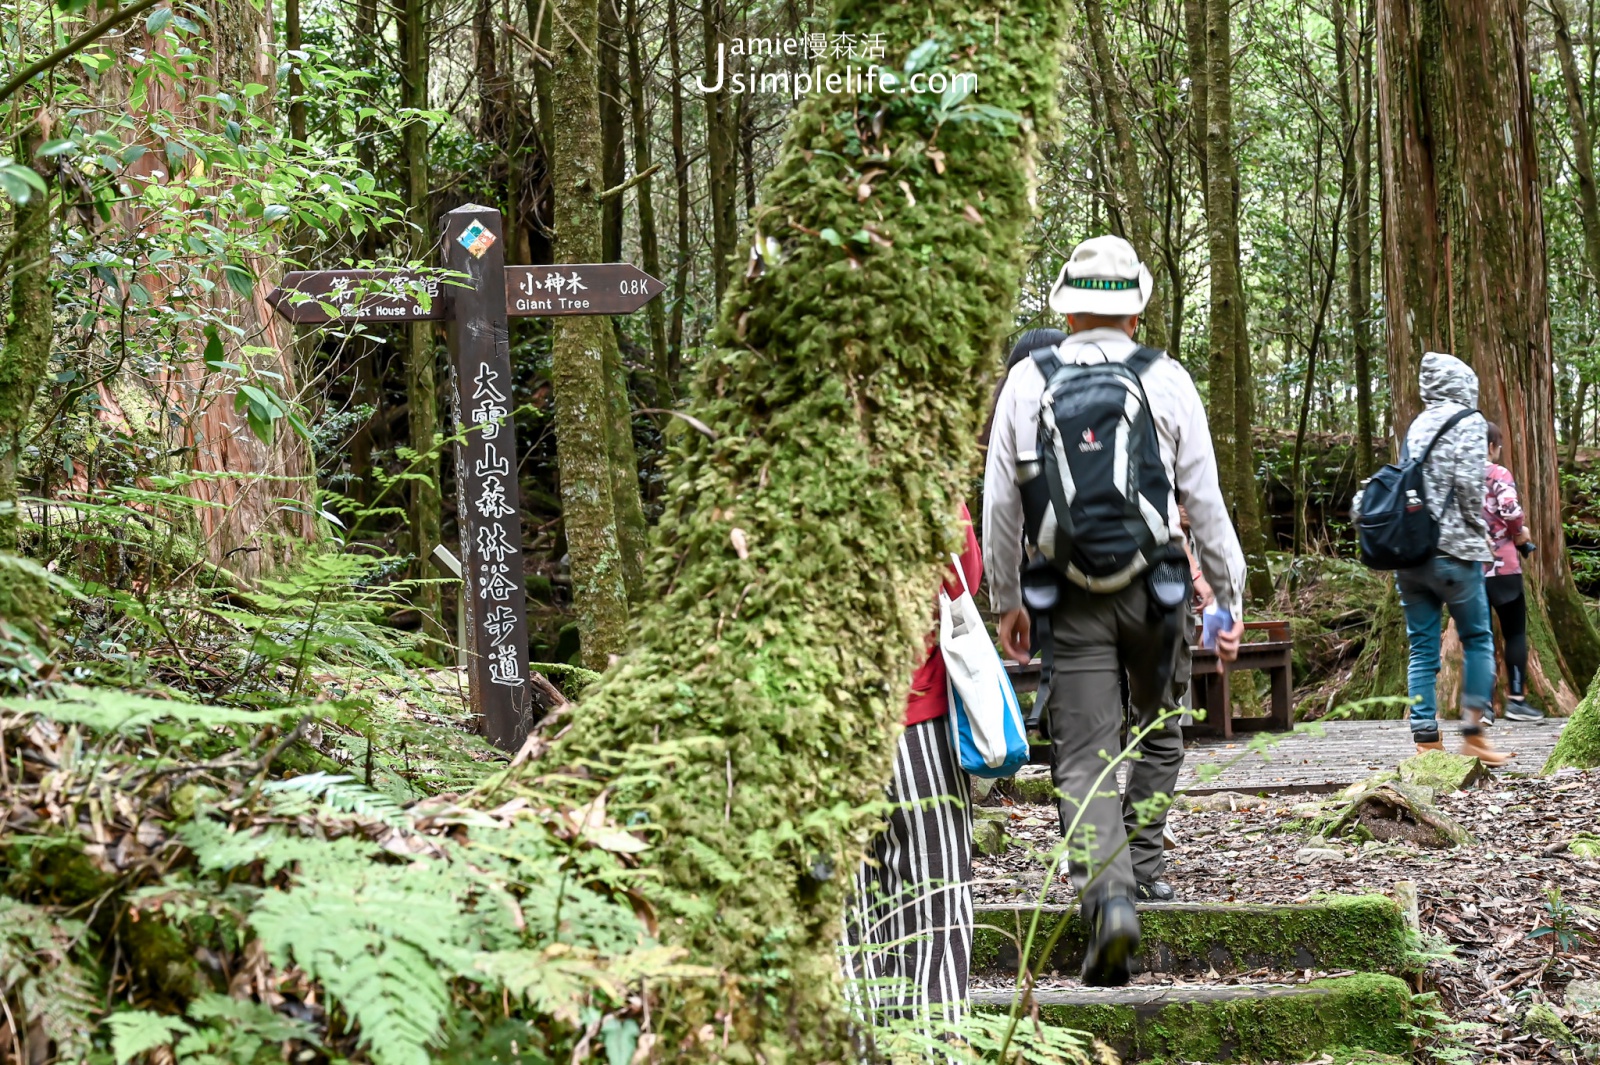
[1018,343,1173,591]
[1356,408,1478,570]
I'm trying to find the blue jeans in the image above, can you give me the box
[1397,556,1494,742]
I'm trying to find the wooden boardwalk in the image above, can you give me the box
[1175,718,1569,794]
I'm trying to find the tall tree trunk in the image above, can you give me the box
[598,0,626,264]
[0,133,50,556]
[1552,0,1600,308]
[1083,0,1167,350]
[528,0,556,137]
[1183,0,1209,195]
[542,0,1068,1048]
[602,337,649,602]
[399,0,444,644]
[0,131,52,634]
[550,0,635,666]
[1339,0,1376,475]
[1291,186,1347,553]
[702,0,737,301]
[1569,378,1589,471]
[1200,1,1237,505]
[1375,0,1600,704]
[91,0,316,576]
[666,0,691,378]
[1201,0,1270,590]
[625,0,670,398]
[348,0,382,506]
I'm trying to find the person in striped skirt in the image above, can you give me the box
[841,503,980,1027]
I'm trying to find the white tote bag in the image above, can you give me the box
[939,555,1028,777]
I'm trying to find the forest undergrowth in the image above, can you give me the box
[0,496,1101,1065]
[0,500,725,1065]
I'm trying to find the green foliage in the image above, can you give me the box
[1403,992,1490,1065]
[0,689,711,1065]
[109,1011,199,1064]
[1528,887,1597,955]
[0,898,101,1061]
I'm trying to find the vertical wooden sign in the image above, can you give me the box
[442,204,534,751]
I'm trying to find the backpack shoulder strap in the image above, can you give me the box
[1125,345,1166,376]
[1419,408,1480,464]
[1029,344,1064,379]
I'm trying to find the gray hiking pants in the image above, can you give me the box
[1045,581,1187,903]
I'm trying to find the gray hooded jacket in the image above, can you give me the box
[1394,352,1491,563]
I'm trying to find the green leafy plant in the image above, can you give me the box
[1528,887,1598,956]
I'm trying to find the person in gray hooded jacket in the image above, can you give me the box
[1374,352,1513,764]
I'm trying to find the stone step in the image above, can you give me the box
[973,895,1412,979]
[972,974,1414,1063]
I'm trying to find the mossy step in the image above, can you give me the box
[972,895,1410,978]
[972,974,1414,1063]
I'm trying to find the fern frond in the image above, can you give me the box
[0,896,101,1061]
[247,858,489,1065]
[105,1010,193,1064]
[0,685,291,735]
[261,771,411,830]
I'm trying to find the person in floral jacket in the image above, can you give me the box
[1484,423,1543,722]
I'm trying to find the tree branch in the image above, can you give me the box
[597,163,661,202]
[0,0,167,106]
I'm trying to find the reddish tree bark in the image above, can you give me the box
[1375,0,1598,706]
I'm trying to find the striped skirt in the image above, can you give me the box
[841,716,975,1025]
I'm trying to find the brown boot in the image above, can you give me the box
[1415,740,1445,755]
[1460,731,1514,767]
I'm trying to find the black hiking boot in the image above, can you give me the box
[1135,880,1175,902]
[1081,895,1141,988]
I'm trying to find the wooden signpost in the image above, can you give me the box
[267,204,664,752]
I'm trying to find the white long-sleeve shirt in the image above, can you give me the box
[982,327,1246,617]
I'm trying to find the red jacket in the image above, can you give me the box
[905,504,984,726]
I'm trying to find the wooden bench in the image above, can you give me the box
[1002,619,1295,742]
[1190,620,1294,739]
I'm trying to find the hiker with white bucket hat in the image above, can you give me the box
[983,234,1247,987]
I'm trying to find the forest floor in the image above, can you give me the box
[972,764,1600,1063]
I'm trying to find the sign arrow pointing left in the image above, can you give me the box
[266,269,445,324]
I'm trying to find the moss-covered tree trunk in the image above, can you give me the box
[0,125,57,638]
[0,135,51,556]
[1375,0,1600,708]
[702,0,739,303]
[541,0,1067,1054]
[549,0,636,666]
[1546,670,1600,770]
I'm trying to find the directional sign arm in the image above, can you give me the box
[266,269,447,324]
[504,263,665,317]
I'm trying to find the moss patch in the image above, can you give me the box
[1398,750,1487,793]
[997,765,1058,805]
[1546,669,1600,771]
[972,895,1412,979]
[1007,974,1414,1062]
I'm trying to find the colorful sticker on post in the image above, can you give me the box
[458,220,497,258]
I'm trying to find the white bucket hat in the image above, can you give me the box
[1047,235,1153,317]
